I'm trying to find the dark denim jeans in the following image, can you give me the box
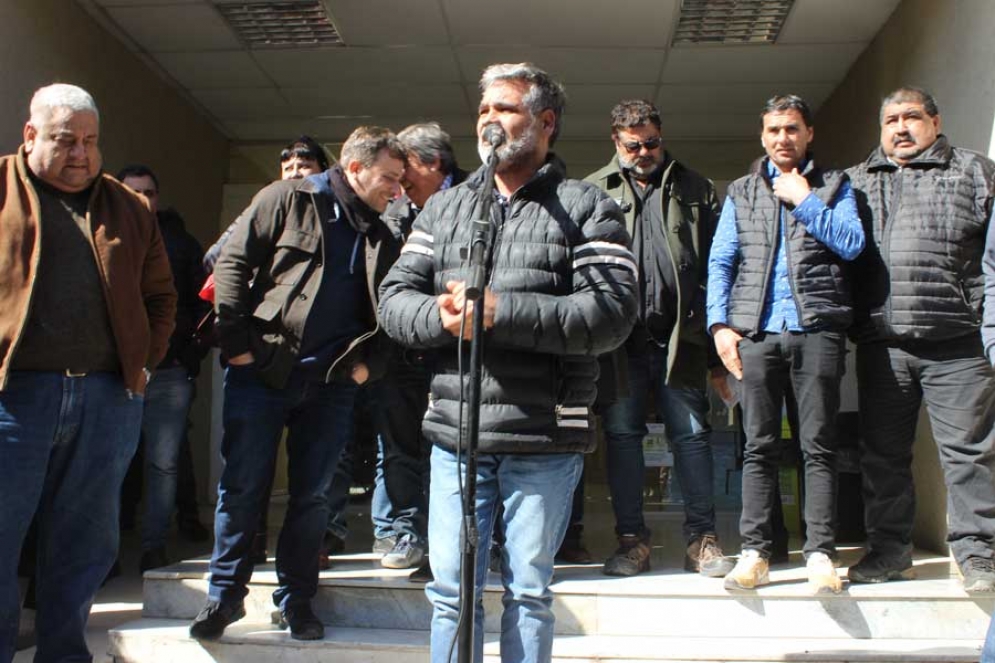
[0,371,142,663]
[602,345,716,540]
[373,359,431,543]
[857,335,995,566]
[738,330,846,558]
[140,366,195,552]
[207,365,355,610]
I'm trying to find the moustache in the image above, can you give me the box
[892,132,913,146]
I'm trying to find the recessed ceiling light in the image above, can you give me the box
[673,0,795,45]
[215,1,343,49]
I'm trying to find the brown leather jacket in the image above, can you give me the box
[0,148,177,394]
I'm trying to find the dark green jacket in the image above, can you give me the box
[585,155,720,394]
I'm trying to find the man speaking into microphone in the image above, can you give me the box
[378,62,637,663]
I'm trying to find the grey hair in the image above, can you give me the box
[880,87,939,123]
[398,122,457,175]
[479,62,567,146]
[30,83,99,126]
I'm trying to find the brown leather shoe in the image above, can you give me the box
[603,533,651,576]
[686,534,735,577]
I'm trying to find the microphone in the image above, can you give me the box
[482,124,505,148]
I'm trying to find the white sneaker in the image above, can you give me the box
[806,552,842,594]
[723,549,770,590]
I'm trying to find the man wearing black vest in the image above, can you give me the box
[848,87,995,593]
[585,100,732,578]
[707,95,865,593]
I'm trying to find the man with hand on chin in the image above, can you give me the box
[706,94,864,594]
[378,63,637,663]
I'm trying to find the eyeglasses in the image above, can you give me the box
[620,137,662,153]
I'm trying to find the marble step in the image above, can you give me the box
[108,618,984,663]
[141,550,994,641]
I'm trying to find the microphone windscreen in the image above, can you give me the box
[482,124,506,148]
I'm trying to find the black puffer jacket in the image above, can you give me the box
[847,136,995,343]
[378,156,638,454]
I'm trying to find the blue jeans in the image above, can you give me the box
[426,445,582,663]
[140,366,195,552]
[983,612,995,663]
[0,371,142,663]
[602,345,715,540]
[207,365,355,610]
[370,433,394,540]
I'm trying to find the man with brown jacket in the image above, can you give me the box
[0,83,176,663]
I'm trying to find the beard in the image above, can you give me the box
[618,151,662,181]
[478,120,541,171]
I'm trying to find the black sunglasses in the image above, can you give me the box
[620,137,662,153]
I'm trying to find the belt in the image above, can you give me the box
[64,369,88,377]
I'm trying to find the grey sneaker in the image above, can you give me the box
[847,550,915,584]
[961,556,995,593]
[381,535,426,569]
[372,535,397,556]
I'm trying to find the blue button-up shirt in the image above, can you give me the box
[706,160,864,333]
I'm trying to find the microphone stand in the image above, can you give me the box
[457,142,500,663]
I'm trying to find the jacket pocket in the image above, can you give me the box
[271,229,320,286]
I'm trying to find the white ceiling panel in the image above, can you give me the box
[105,4,239,52]
[95,0,202,5]
[326,0,450,46]
[189,88,291,120]
[156,52,273,89]
[77,0,900,147]
[253,46,461,86]
[779,0,902,44]
[655,82,836,115]
[283,83,469,118]
[443,0,680,49]
[565,85,658,116]
[662,43,866,84]
[456,47,666,85]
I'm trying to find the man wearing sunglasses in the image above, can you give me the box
[586,99,732,578]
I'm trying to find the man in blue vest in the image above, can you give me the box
[707,95,864,593]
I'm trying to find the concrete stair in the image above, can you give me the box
[108,548,991,662]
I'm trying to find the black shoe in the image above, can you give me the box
[177,519,210,543]
[961,556,995,593]
[140,547,170,573]
[189,600,246,640]
[847,549,915,584]
[279,602,324,640]
[557,524,593,564]
[409,560,433,583]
